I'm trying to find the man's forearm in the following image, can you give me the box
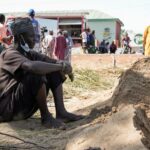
[32,61,63,74]
[23,61,63,75]
[41,53,57,63]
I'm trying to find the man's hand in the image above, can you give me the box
[56,60,73,75]
[62,61,72,75]
[68,73,74,82]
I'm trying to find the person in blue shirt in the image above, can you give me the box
[28,9,41,53]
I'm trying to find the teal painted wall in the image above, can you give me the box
[88,20,117,45]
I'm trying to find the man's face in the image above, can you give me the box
[24,30,35,49]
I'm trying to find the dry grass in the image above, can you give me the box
[63,67,123,97]
[47,67,123,101]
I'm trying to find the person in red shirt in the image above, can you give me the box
[0,14,7,40]
[0,14,7,52]
[53,30,67,60]
[122,33,132,53]
[0,14,13,52]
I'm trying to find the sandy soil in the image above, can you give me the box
[0,54,150,150]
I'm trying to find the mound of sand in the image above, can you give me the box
[66,57,150,150]
[112,57,150,107]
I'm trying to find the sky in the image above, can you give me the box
[0,0,149,33]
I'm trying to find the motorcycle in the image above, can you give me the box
[87,45,98,54]
[123,41,132,54]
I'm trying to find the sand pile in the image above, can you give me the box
[112,57,150,107]
[110,57,150,149]
[66,57,150,150]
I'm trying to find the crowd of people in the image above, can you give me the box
[80,28,132,54]
[0,10,74,62]
[0,10,133,56]
[98,39,117,54]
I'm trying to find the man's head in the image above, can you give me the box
[0,14,5,24]
[57,29,62,35]
[27,9,35,17]
[11,17,35,49]
[62,30,68,37]
[86,28,90,32]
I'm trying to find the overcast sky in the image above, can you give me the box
[0,0,149,33]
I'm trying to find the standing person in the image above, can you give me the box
[54,30,74,82]
[42,30,55,57]
[62,30,74,82]
[0,14,6,53]
[86,28,91,49]
[27,9,41,53]
[99,39,106,53]
[0,17,83,128]
[5,16,15,36]
[143,25,150,56]
[110,41,117,54]
[89,30,96,47]
[62,30,73,63]
[0,14,7,40]
[122,33,132,53]
[81,29,87,53]
[0,14,13,53]
[53,30,67,60]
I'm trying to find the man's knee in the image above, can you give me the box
[46,71,64,90]
[22,74,47,96]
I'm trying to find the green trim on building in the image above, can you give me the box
[88,18,124,26]
[88,18,116,21]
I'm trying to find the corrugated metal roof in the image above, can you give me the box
[36,10,89,17]
[4,9,114,18]
[4,10,123,25]
[85,10,114,19]
[35,10,115,19]
[86,10,124,26]
[5,10,89,17]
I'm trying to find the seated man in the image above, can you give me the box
[0,17,83,129]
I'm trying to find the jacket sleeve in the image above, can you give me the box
[143,26,149,48]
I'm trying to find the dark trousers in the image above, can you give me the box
[0,71,65,122]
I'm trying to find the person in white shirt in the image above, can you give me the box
[42,30,55,57]
[81,29,87,53]
[62,30,73,63]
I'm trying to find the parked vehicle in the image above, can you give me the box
[123,41,132,54]
[87,45,98,54]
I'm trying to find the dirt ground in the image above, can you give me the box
[0,54,150,150]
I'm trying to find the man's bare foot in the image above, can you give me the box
[56,112,85,123]
[41,114,66,129]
